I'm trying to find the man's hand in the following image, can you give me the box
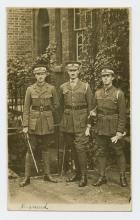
[111,135,120,144]
[85,124,91,136]
[111,132,125,144]
[89,109,97,117]
[23,127,28,134]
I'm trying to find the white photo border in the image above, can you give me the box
[0,0,140,220]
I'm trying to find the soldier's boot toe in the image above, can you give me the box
[19,177,30,187]
[79,175,87,187]
[66,173,81,182]
[44,174,57,183]
[120,174,128,187]
[92,176,107,187]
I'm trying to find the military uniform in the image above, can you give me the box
[60,78,94,186]
[23,82,58,134]
[21,81,59,185]
[94,85,126,156]
[89,69,127,187]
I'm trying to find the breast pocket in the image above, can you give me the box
[44,94,53,106]
[104,99,117,110]
[75,92,86,104]
[63,88,69,95]
[31,94,40,106]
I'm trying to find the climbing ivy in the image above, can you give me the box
[79,9,130,168]
[80,9,129,93]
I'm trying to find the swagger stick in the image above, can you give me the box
[19,116,39,173]
[25,133,39,174]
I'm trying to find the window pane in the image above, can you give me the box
[78,35,82,44]
[78,45,82,60]
[86,10,92,27]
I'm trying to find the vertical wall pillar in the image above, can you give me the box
[61,9,76,64]
[48,9,62,65]
[61,9,69,63]
[48,9,56,43]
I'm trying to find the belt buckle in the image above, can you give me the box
[40,105,44,112]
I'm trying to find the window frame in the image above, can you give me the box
[74,8,93,31]
[74,9,93,61]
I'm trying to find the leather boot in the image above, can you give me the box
[42,151,57,183]
[92,176,107,187]
[98,156,107,177]
[77,150,87,187]
[66,172,81,182]
[44,174,57,183]
[19,177,30,187]
[66,144,81,182]
[25,152,33,177]
[120,173,128,187]
[79,174,87,187]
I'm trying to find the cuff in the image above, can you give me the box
[87,124,91,128]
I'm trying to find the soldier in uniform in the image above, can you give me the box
[60,61,94,187]
[20,64,59,187]
[86,67,128,187]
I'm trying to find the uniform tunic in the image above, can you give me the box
[60,79,94,133]
[94,85,126,136]
[23,82,59,135]
[91,85,126,157]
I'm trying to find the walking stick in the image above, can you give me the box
[25,133,39,174]
[19,116,39,174]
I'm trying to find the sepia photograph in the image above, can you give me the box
[7,7,131,211]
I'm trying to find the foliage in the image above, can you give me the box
[80,9,130,93]
[78,9,130,169]
[78,26,95,84]
[8,56,33,90]
[32,42,57,71]
[8,43,57,93]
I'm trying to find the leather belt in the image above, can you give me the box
[98,111,118,115]
[32,106,51,111]
[98,113,118,118]
[65,105,87,110]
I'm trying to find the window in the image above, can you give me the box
[74,9,93,60]
[85,9,93,28]
[74,9,92,30]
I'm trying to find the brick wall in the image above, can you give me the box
[7,8,34,61]
[7,8,76,64]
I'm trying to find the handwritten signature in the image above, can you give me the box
[21,202,48,210]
